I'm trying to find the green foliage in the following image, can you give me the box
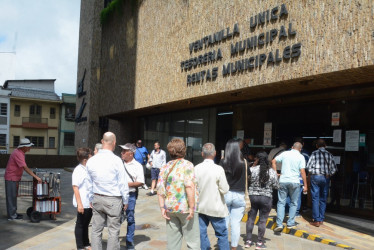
[100,0,124,25]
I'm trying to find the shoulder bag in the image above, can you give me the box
[124,166,139,199]
[244,159,252,213]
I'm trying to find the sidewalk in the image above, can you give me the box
[2,168,373,249]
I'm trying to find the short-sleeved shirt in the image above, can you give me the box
[72,164,92,208]
[124,158,145,193]
[157,159,198,213]
[4,149,27,181]
[275,149,305,184]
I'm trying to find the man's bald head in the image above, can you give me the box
[292,142,303,151]
[101,132,116,151]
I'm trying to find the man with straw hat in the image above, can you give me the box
[4,138,42,221]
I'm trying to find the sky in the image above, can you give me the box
[0,0,81,95]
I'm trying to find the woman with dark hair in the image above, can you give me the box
[245,151,279,249]
[157,138,200,250]
[72,147,93,250]
[220,139,246,250]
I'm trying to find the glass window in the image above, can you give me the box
[49,137,55,148]
[50,108,56,119]
[0,134,6,146]
[30,105,42,116]
[13,136,20,147]
[0,103,7,116]
[65,104,76,121]
[14,105,20,117]
[64,132,75,146]
[25,136,44,148]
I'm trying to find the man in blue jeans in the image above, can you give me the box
[306,139,337,227]
[195,143,230,250]
[120,143,145,250]
[272,142,307,231]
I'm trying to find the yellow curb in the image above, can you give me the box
[294,230,307,237]
[321,239,336,244]
[307,234,322,241]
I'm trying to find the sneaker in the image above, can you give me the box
[245,240,254,248]
[143,184,149,190]
[126,241,135,250]
[256,242,267,249]
[273,226,283,232]
[146,191,154,196]
[287,225,296,229]
[8,214,23,221]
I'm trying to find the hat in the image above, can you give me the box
[119,143,136,153]
[18,138,34,148]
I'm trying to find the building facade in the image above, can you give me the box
[4,79,61,155]
[59,93,76,155]
[0,88,11,153]
[76,1,374,217]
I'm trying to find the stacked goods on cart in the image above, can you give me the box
[18,170,62,223]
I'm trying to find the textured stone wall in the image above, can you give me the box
[97,0,374,116]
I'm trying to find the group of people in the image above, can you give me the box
[3,133,337,250]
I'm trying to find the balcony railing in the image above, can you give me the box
[22,117,48,129]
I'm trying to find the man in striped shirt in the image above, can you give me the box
[306,139,337,227]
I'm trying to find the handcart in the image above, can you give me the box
[17,170,61,223]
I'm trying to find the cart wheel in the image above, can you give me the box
[30,211,41,223]
[26,207,33,218]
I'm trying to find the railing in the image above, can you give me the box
[22,117,48,128]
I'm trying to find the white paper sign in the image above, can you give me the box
[263,138,271,146]
[264,122,272,131]
[331,112,340,126]
[333,129,342,143]
[334,156,341,165]
[345,130,359,151]
[236,130,244,139]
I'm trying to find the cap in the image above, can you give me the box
[119,143,136,153]
[18,138,34,148]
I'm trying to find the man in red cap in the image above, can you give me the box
[4,138,42,220]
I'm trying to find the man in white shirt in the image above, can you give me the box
[147,141,166,196]
[120,143,145,250]
[195,143,230,250]
[86,132,129,250]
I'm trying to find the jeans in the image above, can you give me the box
[126,192,137,243]
[311,175,330,222]
[75,208,93,249]
[199,214,229,250]
[276,182,300,227]
[285,185,303,216]
[224,191,245,247]
[246,195,272,242]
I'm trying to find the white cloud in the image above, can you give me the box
[0,0,81,95]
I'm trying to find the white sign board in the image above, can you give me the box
[345,130,359,151]
[331,112,340,126]
[333,129,342,143]
[236,130,244,139]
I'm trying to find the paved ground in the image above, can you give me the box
[1,168,373,250]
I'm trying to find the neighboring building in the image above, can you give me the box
[76,1,374,217]
[4,79,61,155]
[0,88,11,153]
[59,93,76,155]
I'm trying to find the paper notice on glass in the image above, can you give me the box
[333,129,342,143]
[263,138,271,146]
[334,156,341,165]
[345,130,359,151]
[236,130,244,139]
[264,122,272,131]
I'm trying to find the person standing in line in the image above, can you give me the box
[220,139,246,250]
[120,143,145,250]
[268,142,287,208]
[195,143,230,250]
[147,141,166,196]
[87,132,129,250]
[245,152,279,249]
[4,138,42,221]
[93,143,102,155]
[307,139,337,227]
[72,148,93,250]
[134,139,149,190]
[239,138,252,162]
[157,138,200,250]
[272,142,307,232]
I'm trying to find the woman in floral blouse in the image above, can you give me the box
[157,138,200,250]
